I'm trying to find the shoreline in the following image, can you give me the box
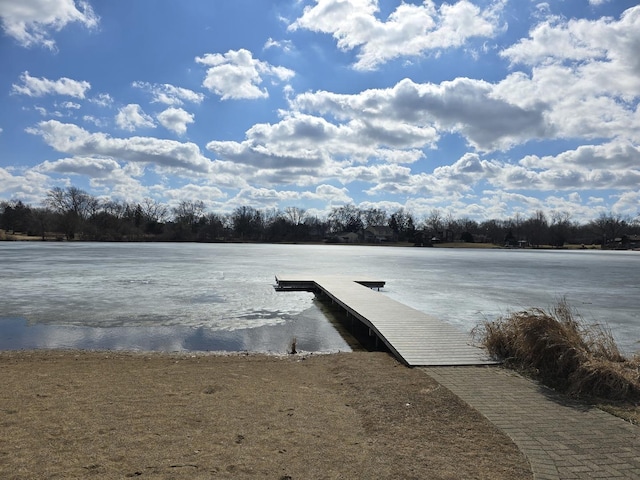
[0,230,611,249]
[0,234,620,252]
[0,350,532,479]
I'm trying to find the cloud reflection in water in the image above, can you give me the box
[0,304,352,354]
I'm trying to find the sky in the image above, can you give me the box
[1,0,639,223]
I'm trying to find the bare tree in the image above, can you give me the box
[173,200,205,225]
[362,208,387,228]
[102,200,127,219]
[44,186,97,239]
[45,186,96,220]
[141,198,168,223]
[389,208,416,241]
[590,212,629,246]
[549,211,573,247]
[424,209,443,237]
[231,206,264,240]
[284,206,306,226]
[522,210,548,247]
[328,204,363,233]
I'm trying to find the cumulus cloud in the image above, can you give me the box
[227,186,303,209]
[289,0,505,70]
[115,104,156,131]
[203,5,640,208]
[195,49,295,100]
[305,184,352,203]
[27,120,214,174]
[495,7,640,142]
[132,81,205,106]
[207,108,434,176]
[36,156,150,200]
[0,0,98,49]
[292,77,547,151]
[520,141,640,170]
[38,156,123,178]
[157,107,195,135]
[0,166,51,203]
[158,184,226,203]
[90,93,114,107]
[12,71,91,98]
[82,115,106,128]
[517,141,640,190]
[502,6,640,78]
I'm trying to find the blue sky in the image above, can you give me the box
[1,0,639,222]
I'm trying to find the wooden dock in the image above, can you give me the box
[275,274,497,367]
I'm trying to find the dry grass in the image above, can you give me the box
[0,351,531,479]
[473,299,640,402]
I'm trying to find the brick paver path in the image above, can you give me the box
[423,366,640,479]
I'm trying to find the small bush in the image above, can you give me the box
[473,299,640,401]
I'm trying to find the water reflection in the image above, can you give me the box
[0,304,353,354]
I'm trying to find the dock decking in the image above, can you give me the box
[275,275,497,367]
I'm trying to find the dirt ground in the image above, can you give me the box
[0,350,532,480]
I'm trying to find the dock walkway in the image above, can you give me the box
[275,274,496,367]
[276,275,640,478]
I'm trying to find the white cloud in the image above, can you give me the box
[27,120,214,174]
[0,0,98,49]
[36,156,151,200]
[38,156,122,178]
[520,141,640,170]
[57,101,81,109]
[132,81,205,106]
[195,48,295,100]
[0,166,51,204]
[495,7,640,142]
[292,77,547,151]
[157,107,194,135]
[12,71,91,98]
[82,115,106,127]
[226,186,303,210]
[289,0,505,70]
[501,6,640,78]
[164,184,226,204]
[516,141,640,190]
[207,108,433,176]
[263,37,293,53]
[305,184,352,204]
[115,104,156,132]
[90,93,114,107]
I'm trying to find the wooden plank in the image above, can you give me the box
[275,274,497,367]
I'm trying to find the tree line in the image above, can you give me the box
[1,186,639,248]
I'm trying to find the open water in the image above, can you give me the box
[1,243,638,355]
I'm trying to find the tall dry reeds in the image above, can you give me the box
[474,299,640,401]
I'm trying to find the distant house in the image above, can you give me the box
[615,235,640,249]
[364,225,396,243]
[629,235,640,249]
[328,231,360,243]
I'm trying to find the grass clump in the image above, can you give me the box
[474,299,640,402]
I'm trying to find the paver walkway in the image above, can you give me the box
[423,366,640,479]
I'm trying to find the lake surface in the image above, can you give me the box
[1,243,638,355]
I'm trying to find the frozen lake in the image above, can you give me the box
[1,242,638,355]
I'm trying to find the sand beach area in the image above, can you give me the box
[0,350,531,479]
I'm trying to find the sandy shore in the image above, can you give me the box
[0,350,531,479]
